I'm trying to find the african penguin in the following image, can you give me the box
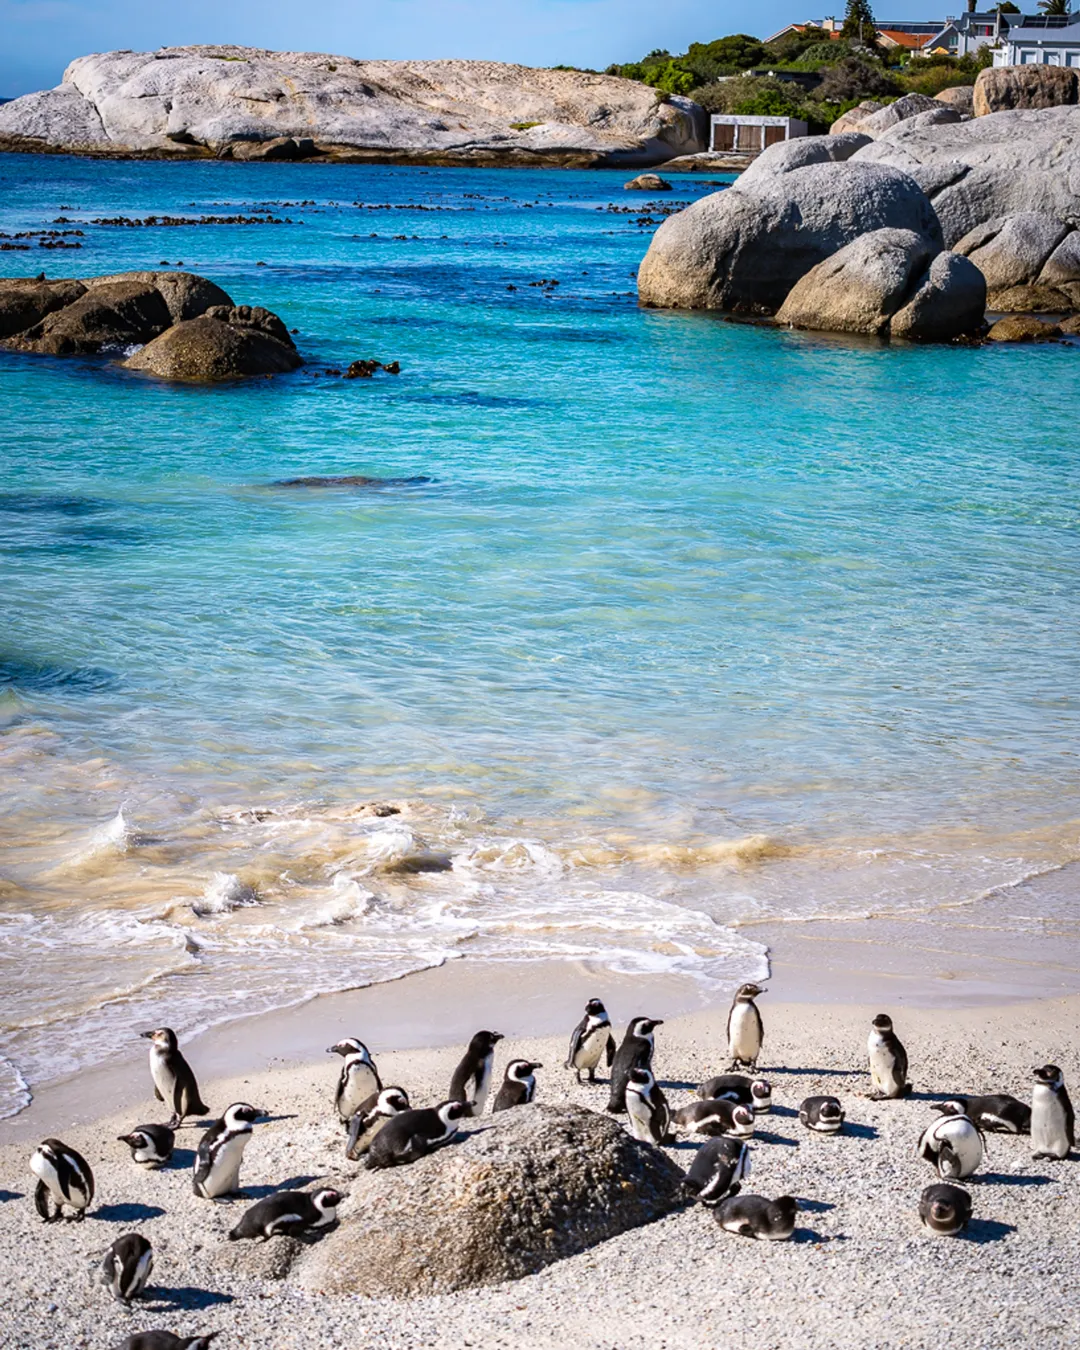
[682,1135,751,1206]
[726,983,765,1071]
[917,1102,984,1179]
[192,1102,261,1199]
[116,1334,219,1350]
[365,1100,467,1170]
[715,1193,797,1240]
[954,1093,1030,1135]
[867,1013,910,1099]
[625,1066,671,1144]
[697,1074,772,1114]
[449,1030,504,1117]
[672,1098,755,1139]
[229,1187,343,1241]
[565,998,615,1083]
[141,1028,209,1129]
[345,1087,410,1160]
[328,1039,382,1123]
[1031,1063,1074,1160]
[918,1182,972,1237]
[117,1124,175,1168]
[606,1016,662,1114]
[29,1138,94,1222]
[492,1059,542,1112]
[799,1095,845,1134]
[94,1233,153,1304]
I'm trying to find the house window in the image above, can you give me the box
[1044,50,1061,63]
[1068,52,1080,66]
[1019,48,1039,61]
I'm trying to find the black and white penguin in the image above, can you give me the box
[141,1028,210,1129]
[799,1095,845,1134]
[29,1138,94,1222]
[117,1124,175,1168]
[449,1030,504,1117]
[917,1102,984,1179]
[606,1016,662,1114]
[625,1066,671,1144]
[228,1187,343,1241]
[492,1059,542,1112]
[696,1074,772,1114]
[955,1094,1030,1135]
[672,1098,755,1139]
[682,1136,751,1206]
[726,983,765,1072]
[345,1087,410,1160]
[714,1193,797,1240]
[365,1100,467,1170]
[918,1182,972,1237]
[1031,1063,1074,1160]
[565,998,615,1083]
[192,1102,261,1199]
[867,1013,910,1099]
[116,1334,219,1350]
[328,1039,382,1123]
[95,1233,153,1304]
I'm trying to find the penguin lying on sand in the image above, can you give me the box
[607,1017,662,1114]
[345,1087,410,1160]
[116,1334,219,1350]
[954,1094,1030,1135]
[365,1100,467,1169]
[30,1138,94,1222]
[566,999,614,1083]
[229,1188,343,1241]
[117,1124,175,1168]
[917,1103,984,1179]
[672,1098,755,1139]
[697,1073,772,1114]
[919,1182,972,1236]
[95,1233,153,1304]
[799,1096,845,1134]
[714,1193,797,1240]
[141,1028,209,1129]
[682,1136,750,1206]
[449,1031,504,1117]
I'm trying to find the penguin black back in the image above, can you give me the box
[715,1193,797,1240]
[682,1135,750,1206]
[606,1016,662,1113]
[96,1232,153,1304]
[365,1100,467,1169]
[116,1333,220,1350]
[492,1059,542,1112]
[957,1093,1031,1134]
[228,1187,343,1241]
[449,1030,504,1117]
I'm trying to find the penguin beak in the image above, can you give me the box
[139,1030,154,1040]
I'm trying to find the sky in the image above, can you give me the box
[1,0,959,97]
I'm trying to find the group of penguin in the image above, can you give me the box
[25,983,1076,1350]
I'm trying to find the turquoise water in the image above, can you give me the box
[2,153,1079,1114]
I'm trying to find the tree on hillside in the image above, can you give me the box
[841,0,877,41]
[994,2,1020,11]
[685,34,768,77]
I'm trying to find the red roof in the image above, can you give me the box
[877,28,934,47]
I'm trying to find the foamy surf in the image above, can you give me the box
[190,872,260,916]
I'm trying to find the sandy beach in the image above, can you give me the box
[2,969,1077,1350]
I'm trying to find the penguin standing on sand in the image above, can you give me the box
[493,1060,542,1112]
[95,1233,153,1304]
[365,1100,467,1169]
[229,1187,343,1241]
[328,1040,382,1124]
[607,1017,662,1113]
[917,1102,984,1179]
[116,1334,219,1350]
[867,1014,910,1099]
[682,1136,750,1205]
[672,1098,755,1139]
[955,1094,1030,1135]
[726,984,765,1072]
[625,1066,671,1144]
[345,1087,410,1160]
[918,1182,972,1236]
[715,1193,797,1240]
[449,1030,504,1117]
[117,1124,175,1168]
[29,1138,94,1222]
[141,1028,209,1129]
[192,1102,261,1199]
[799,1096,845,1134]
[565,999,615,1083]
[1031,1064,1074,1160]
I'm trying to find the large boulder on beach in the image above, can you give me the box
[637,161,942,313]
[293,1105,684,1297]
[736,132,871,188]
[123,307,301,380]
[953,213,1080,311]
[853,93,948,138]
[776,228,985,340]
[973,65,1078,117]
[852,105,1080,245]
[830,100,883,134]
[0,47,706,165]
[935,86,974,115]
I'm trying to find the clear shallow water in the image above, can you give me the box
[2,154,1079,1116]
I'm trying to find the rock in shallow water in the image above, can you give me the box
[289,1104,684,1297]
[124,310,301,380]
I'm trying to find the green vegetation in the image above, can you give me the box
[510,121,543,130]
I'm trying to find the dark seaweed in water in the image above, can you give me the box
[0,658,117,693]
[272,475,432,488]
[0,493,110,517]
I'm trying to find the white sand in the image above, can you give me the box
[1,990,1078,1350]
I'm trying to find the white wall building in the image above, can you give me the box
[993,13,1080,66]
[710,114,808,153]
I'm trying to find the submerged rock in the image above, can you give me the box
[624,173,672,191]
[292,1104,684,1297]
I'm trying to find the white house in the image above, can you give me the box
[993,12,1080,65]
[710,114,808,153]
[921,11,1006,56]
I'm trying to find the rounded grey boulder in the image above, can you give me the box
[124,309,301,381]
[637,161,942,313]
[953,212,1080,310]
[736,132,871,189]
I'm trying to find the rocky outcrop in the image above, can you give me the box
[0,270,299,379]
[852,106,1080,245]
[953,212,1080,310]
[935,86,975,115]
[852,93,952,138]
[625,173,671,190]
[973,65,1078,117]
[0,47,705,166]
[986,314,1062,341]
[637,161,942,313]
[290,1105,684,1297]
[736,131,871,188]
[775,228,985,340]
[830,100,883,135]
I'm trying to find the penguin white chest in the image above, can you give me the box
[204,1133,249,1197]
[472,1057,494,1114]
[576,1025,608,1071]
[625,1092,654,1142]
[1032,1085,1069,1157]
[867,1033,895,1090]
[150,1048,175,1099]
[339,1063,379,1118]
[728,1003,760,1058]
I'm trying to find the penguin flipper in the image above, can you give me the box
[33,1180,54,1222]
[153,1086,164,1102]
[737,1222,756,1238]
[605,1034,616,1068]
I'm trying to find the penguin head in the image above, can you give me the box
[627,1066,655,1092]
[34,1138,64,1164]
[929,1196,959,1228]
[871,1014,894,1032]
[141,1027,177,1050]
[223,1102,261,1128]
[630,1017,663,1038]
[508,1059,542,1081]
[116,1130,146,1153]
[313,1187,344,1213]
[378,1087,410,1115]
[438,1099,469,1126]
[183,1336,220,1350]
[771,1196,798,1226]
[585,998,607,1018]
[736,983,765,1001]
[729,1105,755,1136]
[1034,1064,1064,1088]
[469,1030,504,1054]
[328,1037,369,1058]
[750,1080,772,1107]
[933,1100,969,1119]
